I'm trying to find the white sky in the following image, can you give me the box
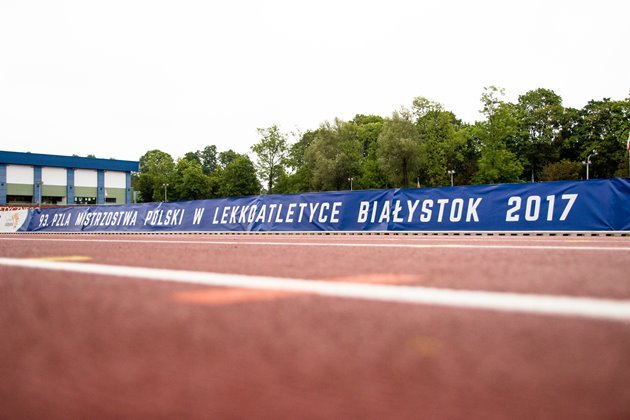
[1,0,628,162]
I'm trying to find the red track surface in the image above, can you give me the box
[1,233,630,419]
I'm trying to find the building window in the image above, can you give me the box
[42,196,65,205]
[105,197,117,204]
[7,195,33,204]
[74,196,96,205]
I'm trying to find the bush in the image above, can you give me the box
[541,160,582,181]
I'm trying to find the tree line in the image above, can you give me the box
[135,87,630,202]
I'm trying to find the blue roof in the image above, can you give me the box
[0,150,139,172]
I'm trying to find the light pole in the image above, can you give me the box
[163,183,169,202]
[348,177,354,191]
[583,150,598,180]
[447,170,455,187]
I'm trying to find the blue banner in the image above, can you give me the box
[18,178,630,233]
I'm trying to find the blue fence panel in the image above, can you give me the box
[18,178,630,233]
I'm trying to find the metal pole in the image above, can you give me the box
[586,150,597,180]
[447,170,455,187]
[586,159,590,180]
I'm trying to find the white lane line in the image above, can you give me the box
[1,257,630,322]
[1,236,629,251]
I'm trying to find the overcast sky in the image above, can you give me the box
[1,0,628,162]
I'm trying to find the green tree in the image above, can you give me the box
[171,158,212,201]
[359,157,389,190]
[574,97,630,178]
[182,151,202,165]
[516,88,564,181]
[199,145,219,175]
[456,125,481,185]
[473,87,523,184]
[376,110,420,188]
[475,146,524,184]
[218,150,239,168]
[413,97,467,187]
[556,107,582,162]
[304,119,362,191]
[350,115,387,189]
[251,125,289,194]
[271,130,317,194]
[352,114,385,158]
[217,155,261,197]
[136,150,175,202]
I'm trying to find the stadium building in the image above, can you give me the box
[0,151,139,206]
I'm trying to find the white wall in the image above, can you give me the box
[42,167,67,186]
[74,169,97,187]
[105,171,126,188]
[6,165,34,184]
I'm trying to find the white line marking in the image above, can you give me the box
[1,257,630,322]
[1,237,629,251]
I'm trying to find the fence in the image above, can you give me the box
[7,178,630,234]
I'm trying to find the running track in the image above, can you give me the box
[1,233,630,419]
